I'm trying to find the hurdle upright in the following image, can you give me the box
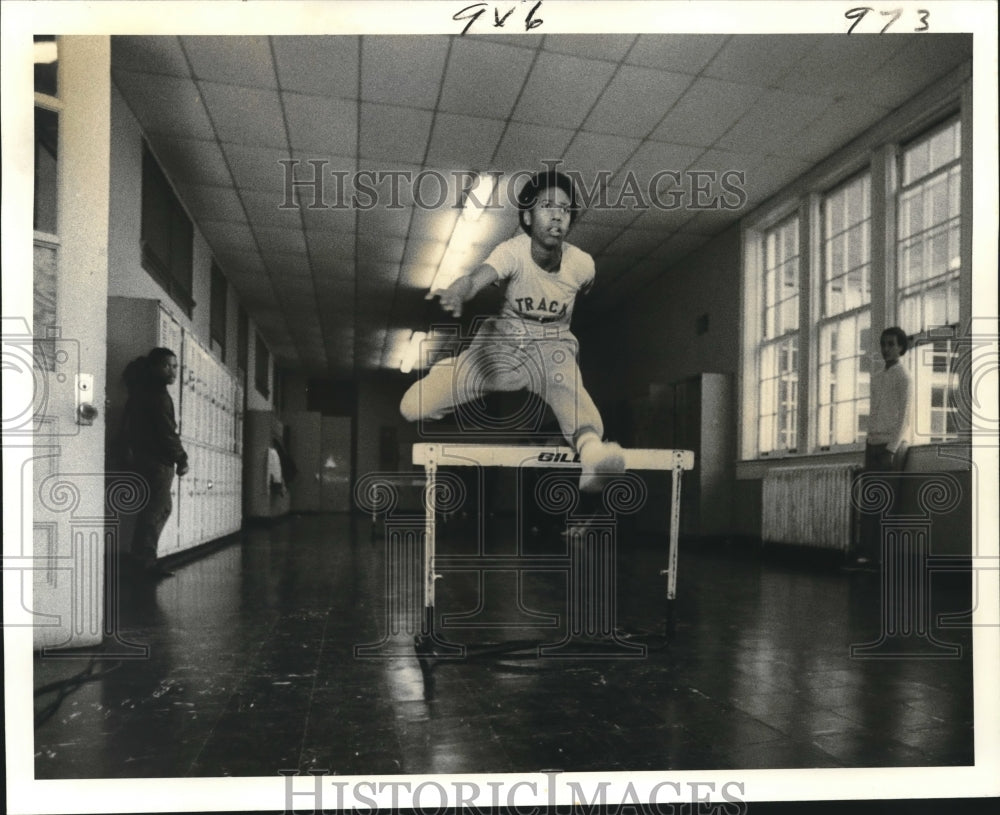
[412,443,695,646]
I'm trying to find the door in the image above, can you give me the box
[319,416,352,512]
[285,411,322,512]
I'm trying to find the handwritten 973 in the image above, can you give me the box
[454,1,544,35]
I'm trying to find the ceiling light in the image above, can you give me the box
[462,173,497,222]
[399,331,427,374]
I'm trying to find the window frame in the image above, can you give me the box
[140,141,195,317]
[740,69,970,463]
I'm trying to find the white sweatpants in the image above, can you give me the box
[399,318,604,447]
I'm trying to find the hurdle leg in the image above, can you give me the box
[664,454,684,636]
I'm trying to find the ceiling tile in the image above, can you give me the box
[565,222,619,255]
[778,36,907,98]
[254,226,307,255]
[543,34,635,62]
[112,71,215,140]
[399,263,439,291]
[651,76,764,147]
[214,248,266,276]
[361,36,449,109]
[410,206,460,245]
[630,205,700,233]
[359,102,434,164]
[182,36,277,88]
[146,135,231,187]
[403,238,448,266]
[703,35,823,86]
[222,143,295,192]
[198,82,286,147]
[614,141,704,191]
[439,38,535,119]
[283,92,358,155]
[603,227,668,257]
[357,234,406,265]
[199,220,256,254]
[861,35,972,110]
[492,122,576,173]
[112,36,190,78]
[177,183,247,222]
[306,230,356,261]
[513,51,617,130]
[626,35,726,75]
[584,66,692,138]
[562,131,640,183]
[271,36,359,98]
[649,231,712,261]
[357,207,413,240]
[716,89,833,155]
[301,205,357,234]
[242,189,304,231]
[426,112,506,171]
[791,99,892,163]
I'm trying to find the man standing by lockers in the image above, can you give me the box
[121,347,189,580]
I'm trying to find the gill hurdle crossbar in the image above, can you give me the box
[412,443,695,637]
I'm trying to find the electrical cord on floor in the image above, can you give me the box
[34,657,123,728]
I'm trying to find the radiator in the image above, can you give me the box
[762,463,861,551]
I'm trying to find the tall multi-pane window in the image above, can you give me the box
[897,118,962,444]
[897,120,962,332]
[741,85,968,461]
[758,216,799,454]
[34,35,60,373]
[817,174,872,448]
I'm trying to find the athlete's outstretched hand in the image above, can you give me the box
[427,286,464,318]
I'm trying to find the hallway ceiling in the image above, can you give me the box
[110,34,971,378]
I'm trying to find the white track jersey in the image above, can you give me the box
[483,234,595,328]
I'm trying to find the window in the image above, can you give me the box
[255,332,270,398]
[817,174,872,448]
[897,120,962,333]
[897,120,963,444]
[757,216,799,454]
[34,35,59,372]
[210,262,227,360]
[141,142,194,315]
[742,98,968,460]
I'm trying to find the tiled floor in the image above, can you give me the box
[34,512,974,778]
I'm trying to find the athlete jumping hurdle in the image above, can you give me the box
[400,169,626,492]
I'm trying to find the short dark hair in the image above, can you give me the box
[147,347,177,365]
[880,326,909,355]
[516,170,581,234]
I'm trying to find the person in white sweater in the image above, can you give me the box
[854,326,911,567]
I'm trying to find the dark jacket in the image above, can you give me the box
[123,385,188,468]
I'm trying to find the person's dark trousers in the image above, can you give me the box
[131,459,175,570]
[856,442,898,565]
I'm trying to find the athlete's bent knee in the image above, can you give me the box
[400,387,419,422]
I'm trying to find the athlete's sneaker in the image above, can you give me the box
[579,441,626,493]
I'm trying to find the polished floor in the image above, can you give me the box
[34,512,974,778]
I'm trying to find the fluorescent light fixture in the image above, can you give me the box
[428,171,500,294]
[399,331,427,374]
[462,173,496,222]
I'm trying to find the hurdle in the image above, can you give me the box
[412,443,695,655]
